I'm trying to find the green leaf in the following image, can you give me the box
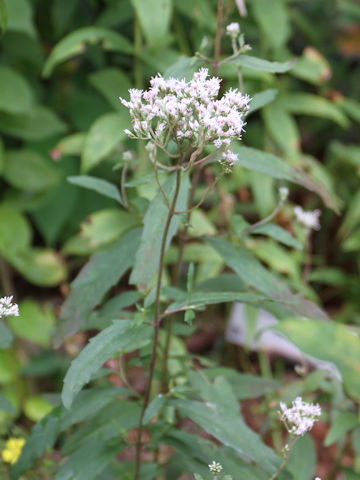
[207,237,328,320]
[68,175,123,204]
[274,319,360,401]
[262,102,300,158]
[4,150,60,192]
[0,323,14,349]
[130,172,190,290]
[11,407,63,480]
[0,105,67,140]
[0,0,7,37]
[251,0,290,49]
[0,207,32,254]
[336,97,360,125]
[89,68,131,110]
[52,133,86,158]
[81,112,130,172]
[144,394,166,424]
[5,0,36,38]
[172,397,284,477]
[168,291,268,312]
[0,66,34,114]
[229,55,295,73]
[233,145,338,212]
[131,0,172,46]
[0,393,16,413]
[164,56,204,80]
[291,47,332,85]
[55,228,141,346]
[325,412,358,446]
[251,224,303,250]
[287,435,316,480]
[7,300,55,347]
[248,89,278,115]
[43,26,133,77]
[54,439,121,480]
[278,93,349,127]
[62,320,151,408]
[81,209,140,248]
[339,191,360,239]
[23,395,53,422]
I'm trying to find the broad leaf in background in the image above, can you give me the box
[287,435,316,480]
[81,112,129,172]
[251,224,303,250]
[0,66,34,114]
[274,319,360,401]
[291,47,332,85]
[251,0,290,49]
[62,320,151,408]
[89,68,132,110]
[68,175,123,204]
[228,55,295,73]
[55,228,141,346]
[0,0,7,37]
[130,172,190,290]
[324,412,358,446]
[247,89,278,115]
[43,26,133,77]
[5,0,36,38]
[0,323,14,349]
[131,0,172,46]
[233,145,338,211]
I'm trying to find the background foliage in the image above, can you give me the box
[0,0,359,479]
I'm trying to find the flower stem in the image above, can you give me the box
[134,168,182,480]
[268,436,296,480]
[214,0,224,76]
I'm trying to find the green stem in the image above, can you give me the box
[214,0,224,76]
[243,205,281,236]
[134,168,182,480]
[268,436,296,480]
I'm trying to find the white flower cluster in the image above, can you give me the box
[294,206,321,231]
[0,296,19,318]
[120,68,250,170]
[208,461,223,474]
[226,22,240,38]
[279,397,321,436]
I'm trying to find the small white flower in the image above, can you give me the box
[208,461,223,474]
[294,206,321,231]
[279,397,321,436]
[0,296,19,318]
[279,187,289,202]
[226,22,240,37]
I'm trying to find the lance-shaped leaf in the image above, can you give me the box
[62,320,152,408]
[68,175,123,204]
[233,145,338,212]
[130,172,190,290]
[55,228,141,346]
[131,0,172,46]
[228,54,295,73]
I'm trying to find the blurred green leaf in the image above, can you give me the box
[274,319,360,401]
[68,175,123,204]
[43,26,133,77]
[0,323,14,349]
[251,224,303,250]
[81,209,140,248]
[0,66,34,114]
[23,395,54,422]
[251,0,290,49]
[248,89,278,115]
[144,394,166,424]
[291,47,332,85]
[62,320,151,408]
[7,299,55,347]
[233,145,338,211]
[89,68,131,110]
[52,133,86,158]
[287,435,316,480]
[131,0,172,46]
[0,105,67,140]
[4,150,60,192]
[5,0,36,38]
[81,112,129,172]
[0,207,32,254]
[278,93,349,127]
[325,412,358,446]
[168,291,268,312]
[339,191,360,239]
[0,393,16,413]
[229,55,295,73]
[130,172,190,290]
[0,0,7,37]
[336,97,360,125]
[56,228,141,346]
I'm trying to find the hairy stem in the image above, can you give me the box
[214,0,224,76]
[134,168,182,480]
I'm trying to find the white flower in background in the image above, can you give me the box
[208,461,223,474]
[0,296,19,318]
[226,22,240,38]
[279,397,321,436]
[120,68,250,170]
[294,206,321,231]
[279,186,289,202]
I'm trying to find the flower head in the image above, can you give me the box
[120,69,250,170]
[226,22,240,38]
[279,397,321,436]
[208,461,223,474]
[0,296,19,318]
[1,438,25,465]
[294,206,321,231]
